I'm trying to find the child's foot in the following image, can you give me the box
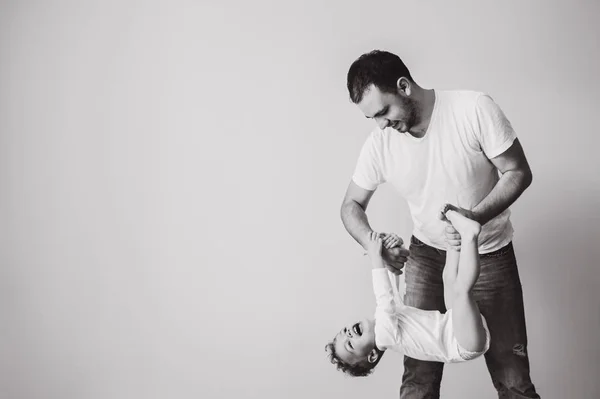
[441,204,481,239]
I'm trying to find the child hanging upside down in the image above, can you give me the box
[325,205,491,377]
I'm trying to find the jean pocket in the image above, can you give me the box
[410,235,426,248]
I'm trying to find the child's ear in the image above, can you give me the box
[367,349,379,364]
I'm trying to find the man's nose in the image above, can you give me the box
[375,117,390,129]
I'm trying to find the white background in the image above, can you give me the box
[1,1,599,398]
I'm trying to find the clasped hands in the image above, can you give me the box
[370,205,475,275]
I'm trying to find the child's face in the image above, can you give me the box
[333,318,376,365]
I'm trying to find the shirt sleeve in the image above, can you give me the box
[372,268,396,313]
[474,94,518,159]
[373,269,403,350]
[351,132,386,191]
[374,310,401,350]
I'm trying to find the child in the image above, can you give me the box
[325,205,490,377]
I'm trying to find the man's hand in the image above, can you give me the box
[439,204,477,250]
[382,232,402,249]
[378,233,409,275]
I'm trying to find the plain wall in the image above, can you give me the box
[1,1,599,398]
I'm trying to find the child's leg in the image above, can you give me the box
[442,248,459,310]
[443,209,487,353]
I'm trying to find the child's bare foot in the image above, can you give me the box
[441,205,481,240]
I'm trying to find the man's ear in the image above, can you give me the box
[396,77,411,97]
[367,349,379,364]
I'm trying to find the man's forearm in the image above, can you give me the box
[340,200,373,249]
[473,169,532,225]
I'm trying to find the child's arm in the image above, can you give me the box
[379,233,403,294]
[366,232,398,313]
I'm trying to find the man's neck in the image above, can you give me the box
[408,89,436,138]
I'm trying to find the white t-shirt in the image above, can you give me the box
[352,90,517,253]
[372,269,489,363]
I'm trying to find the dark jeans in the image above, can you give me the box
[400,236,540,399]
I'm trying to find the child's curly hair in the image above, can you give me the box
[324,340,384,377]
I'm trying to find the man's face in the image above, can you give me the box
[357,84,418,133]
[333,318,376,365]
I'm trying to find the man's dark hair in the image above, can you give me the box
[347,50,413,104]
[324,341,384,377]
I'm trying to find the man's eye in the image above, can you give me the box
[348,342,353,349]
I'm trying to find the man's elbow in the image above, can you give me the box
[340,199,354,220]
[340,198,364,221]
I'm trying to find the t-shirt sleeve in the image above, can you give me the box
[351,132,386,191]
[474,94,518,159]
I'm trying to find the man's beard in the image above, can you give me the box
[402,97,419,130]
[393,97,419,132]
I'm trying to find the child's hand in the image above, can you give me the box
[381,232,402,249]
[366,232,384,267]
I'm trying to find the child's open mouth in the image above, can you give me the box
[353,322,362,336]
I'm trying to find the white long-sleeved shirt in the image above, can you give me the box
[372,269,468,363]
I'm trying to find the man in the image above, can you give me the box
[341,50,539,398]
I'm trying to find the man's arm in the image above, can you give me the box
[341,181,409,274]
[443,139,533,248]
[472,138,533,225]
[340,180,376,248]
